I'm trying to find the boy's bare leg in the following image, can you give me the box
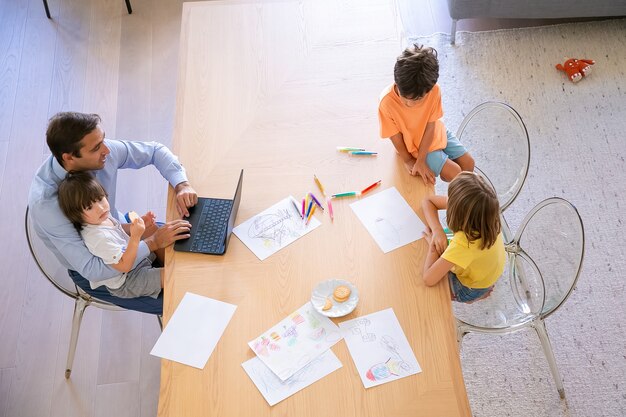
[453,153,475,172]
[440,159,462,182]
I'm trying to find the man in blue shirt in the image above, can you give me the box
[28,112,197,314]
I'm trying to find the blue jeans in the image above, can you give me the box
[68,270,163,315]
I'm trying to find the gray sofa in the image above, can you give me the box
[446,0,626,43]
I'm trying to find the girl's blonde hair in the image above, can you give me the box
[446,172,501,250]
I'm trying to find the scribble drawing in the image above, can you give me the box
[350,318,376,342]
[365,335,412,381]
[247,209,299,246]
[253,336,280,357]
[374,216,401,245]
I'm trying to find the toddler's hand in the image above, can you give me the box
[412,159,436,185]
[142,211,156,228]
[404,157,418,175]
[129,217,146,238]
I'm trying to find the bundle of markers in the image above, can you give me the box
[337,146,377,156]
[292,175,382,224]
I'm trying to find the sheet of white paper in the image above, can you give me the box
[233,196,321,260]
[339,308,422,388]
[242,349,342,406]
[248,302,342,381]
[150,292,237,369]
[350,187,425,253]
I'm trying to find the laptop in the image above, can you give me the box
[174,169,243,255]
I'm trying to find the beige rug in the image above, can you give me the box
[410,19,626,417]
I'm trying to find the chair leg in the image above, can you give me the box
[455,319,466,352]
[533,319,565,399]
[65,298,89,378]
[450,20,457,45]
[157,315,163,331]
[42,0,51,19]
[125,0,132,14]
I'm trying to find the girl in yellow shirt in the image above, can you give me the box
[421,172,506,303]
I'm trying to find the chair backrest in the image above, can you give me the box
[514,197,585,319]
[456,101,530,211]
[25,207,121,310]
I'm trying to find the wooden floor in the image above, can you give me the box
[0,0,595,416]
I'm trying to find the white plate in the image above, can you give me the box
[311,279,359,318]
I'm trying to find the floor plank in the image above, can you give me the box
[94,382,140,417]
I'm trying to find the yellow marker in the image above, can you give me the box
[314,174,326,197]
[306,203,316,225]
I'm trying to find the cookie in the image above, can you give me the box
[128,211,140,221]
[333,285,351,303]
[322,297,333,311]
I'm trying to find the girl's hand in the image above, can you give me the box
[129,217,146,238]
[429,238,443,256]
[432,229,448,255]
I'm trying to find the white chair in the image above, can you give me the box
[454,197,585,399]
[25,207,161,378]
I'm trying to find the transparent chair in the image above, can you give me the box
[456,102,530,213]
[454,197,585,399]
[25,207,161,378]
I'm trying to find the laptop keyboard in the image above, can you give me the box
[190,199,233,253]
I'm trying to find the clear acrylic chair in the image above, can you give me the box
[25,207,161,378]
[454,197,585,399]
[456,102,530,210]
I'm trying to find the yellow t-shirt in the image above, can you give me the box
[441,231,506,289]
[377,83,447,157]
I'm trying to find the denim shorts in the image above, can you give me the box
[448,272,493,303]
[426,130,468,176]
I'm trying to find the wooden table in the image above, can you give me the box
[158,1,470,416]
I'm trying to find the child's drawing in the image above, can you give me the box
[339,308,422,388]
[248,302,342,381]
[350,187,425,253]
[242,349,342,406]
[233,197,321,260]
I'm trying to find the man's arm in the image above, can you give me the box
[113,140,198,216]
[410,121,437,184]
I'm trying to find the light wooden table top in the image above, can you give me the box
[158,1,470,416]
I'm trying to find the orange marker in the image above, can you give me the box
[360,180,381,195]
[306,203,317,225]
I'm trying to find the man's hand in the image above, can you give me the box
[145,219,191,251]
[411,158,436,185]
[175,181,198,217]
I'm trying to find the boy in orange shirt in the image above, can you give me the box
[378,44,474,184]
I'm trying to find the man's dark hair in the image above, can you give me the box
[394,44,439,99]
[46,112,101,167]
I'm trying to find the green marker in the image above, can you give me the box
[331,191,359,198]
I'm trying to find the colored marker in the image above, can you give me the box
[349,151,378,156]
[309,192,325,211]
[301,197,305,218]
[291,198,303,219]
[305,199,313,218]
[306,204,316,225]
[313,174,326,197]
[360,180,382,195]
[331,191,359,198]
[337,146,366,152]
[327,198,334,222]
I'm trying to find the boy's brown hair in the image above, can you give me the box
[394,44,439,100]
[58,171,108,232]
[446,172,501,250]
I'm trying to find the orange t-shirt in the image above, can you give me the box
[378,83,447,156]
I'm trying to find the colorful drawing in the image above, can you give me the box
[350,318,376,342]
[248,302,342,381]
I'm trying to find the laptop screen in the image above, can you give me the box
[224,169,244,249]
